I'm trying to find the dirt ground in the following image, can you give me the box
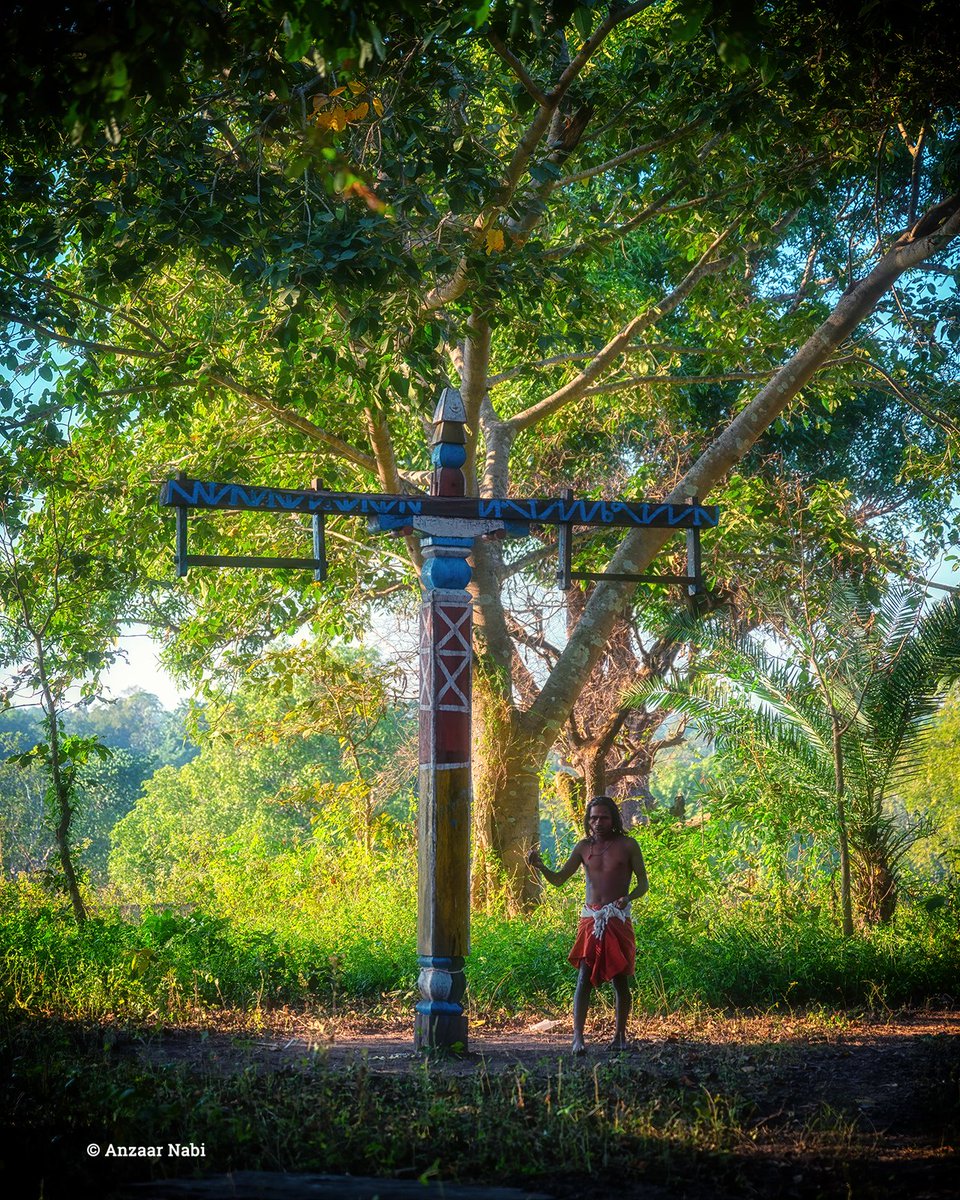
[130,1004,959,1093]
[102,1006,959,1198]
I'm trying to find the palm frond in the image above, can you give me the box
[867,591,960,789]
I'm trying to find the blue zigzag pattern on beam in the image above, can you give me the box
[161,479,719,529]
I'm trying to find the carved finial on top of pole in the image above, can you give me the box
[432,384,467,428]
[432,385,467,451]
[430,386,468,499]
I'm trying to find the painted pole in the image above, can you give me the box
[414,386,472,1051]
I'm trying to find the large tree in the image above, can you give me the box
[2,1,959,907]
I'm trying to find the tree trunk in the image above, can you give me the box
[853,842,898,925]
[471,664,545,913]
[849,795,900,925]
[619,775,658,828]
[46,716,87,926]
[35,644,87,925]
[610,744,659,826]
[466,195,960,913]
[831,715,854,938]
[53,779,86,924]
[570,745,609,800]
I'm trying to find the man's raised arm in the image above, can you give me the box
[527,845,583,888]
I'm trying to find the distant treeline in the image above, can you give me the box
[0,691,200,883]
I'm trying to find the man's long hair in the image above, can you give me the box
[584,795,625,838]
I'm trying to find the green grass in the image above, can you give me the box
[5,1007,955,1200]
[1,860,957,1023]
[2,821,957,1200]
[0,1011,780,1199]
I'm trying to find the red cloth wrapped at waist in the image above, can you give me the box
[568,902,635,984]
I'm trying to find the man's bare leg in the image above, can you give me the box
[609,973,632,1050]
[572,962,592,1053]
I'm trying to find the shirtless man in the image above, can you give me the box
[527,796,648,1054]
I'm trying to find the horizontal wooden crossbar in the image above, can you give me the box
[570,572,699,585]
[183,555,327,571]
[161,477,719,530]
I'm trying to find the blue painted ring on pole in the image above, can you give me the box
[422,556,471,590]
[431,443,467,468]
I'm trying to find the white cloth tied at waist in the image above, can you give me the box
[580,901,631,942]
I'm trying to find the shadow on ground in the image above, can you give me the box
[1,1009,956,1199]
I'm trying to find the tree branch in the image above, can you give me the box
[421,256,471,313]
[487,31,548,106]
[508,222,742,432]
[460,313,492,495]
[500,539,557,581]
[550,3,657,102]
[853,363,960,435]
[420,2,655,317]
[649,720,688,755]
[0,311,166,360]
[527,192,960,738]
[487,344,715,386]
[506,617,563,668]
[581,355,860,399]
[556,119,707,186]
[202,109,251,168]
[364,408,423,571]
[202,367,381,477]
[1,271,173,351]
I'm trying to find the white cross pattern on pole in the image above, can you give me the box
[435,603,471,711]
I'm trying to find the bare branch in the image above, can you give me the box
[649,719,688,755]
[583,370,777,396]
[508,221,742,432]
[97,382,190,399]
[487,31,548,106]
[507,617,563,668]
[786,232,825,316]
[543,186,739,261]
[500,540,557,581]
[0,310,166,360]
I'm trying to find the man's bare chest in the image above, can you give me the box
[583,839,630,878]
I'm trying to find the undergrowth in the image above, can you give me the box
[0,860,956,1024]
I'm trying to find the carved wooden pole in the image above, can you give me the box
[415,386,472,1050]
